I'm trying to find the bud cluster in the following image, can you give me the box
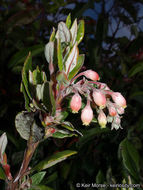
[70,70,126,129]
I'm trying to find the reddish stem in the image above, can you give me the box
[7,141,39,190]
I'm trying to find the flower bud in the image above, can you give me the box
[111,92,127,108]
[93,90,106,109]
[108,105,117,116]
[83,70,100,81]
[98,110,107,128]
[81,103,93,126]
[70,93,82,113]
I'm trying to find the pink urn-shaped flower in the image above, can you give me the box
[81,101,93,126]
[108,104,117,116]
[111,92,127,108]
[83,70,100,81]
[116,106,124,115]
[70,93,82,113]
[93,90,106,109]
[98,110,107,128]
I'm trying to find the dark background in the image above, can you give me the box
[0,0,143,189]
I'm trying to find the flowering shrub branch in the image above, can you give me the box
[0,14,126,189]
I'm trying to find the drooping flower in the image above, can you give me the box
[93,90,106,109]
[70,93,82,113]
[111,115,121,130]
[116,106,124,115]
[108,103,117,116]
[98,110,107,128]
[83,70,100,81]
[111,92,127,108]
[81,101,93,126]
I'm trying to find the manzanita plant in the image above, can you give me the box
[0,14,126,190]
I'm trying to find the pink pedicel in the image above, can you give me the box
[98,110,107,128]
[93,90,106,109]
[111,92,127,108]
[81,102,93,126]
[83,70,100,81]
[70,93,82,113]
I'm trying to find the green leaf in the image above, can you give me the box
[68,54,85,80]
[96,170,104,183]
[45,42,54,64]
[31,171,46,185]
[15,112,34,140]
[49,82,56,116]
[119,138,140,180]
[57,22,71,43]
[70,19,77,45]
[0,165,6,180]
[8,45,44,69]
[20,82,31,112]
[15,112,44,142]
[128,61,143,77]
[50,27,56,42]
[66,13,71,29]
[22,52,33,100]
[32,67,43,85]
[57,38,63,71]
[76,20,85,44]
[52,131,77,139]
[32,150,77,172]
[61,121,82,136]
[0,133,7,156]
[65,43,79,75]
[42,82,52,112]
[56,71,69,84]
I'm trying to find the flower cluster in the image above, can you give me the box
[70,70,126,130]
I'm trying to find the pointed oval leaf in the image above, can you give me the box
[76,20,85,44]
[50,27,56,42]
[22,52,33,100]
[70,19,77,45]
[52,131,76,139]
[20,83,31,112]
[15,112,34,140]
[0,133,7,156]
[57,22,71,43]
[42,82,52,112]
[31,171,46,185]
[65,43,79,75]
[49,82,56,116]
[45,42,54,64]
[66,13,71,29]
[119,138,140,180]
[15,112,44,142]
[57,38,63,71]
[68,54,85,80]
[32,150,77,172]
